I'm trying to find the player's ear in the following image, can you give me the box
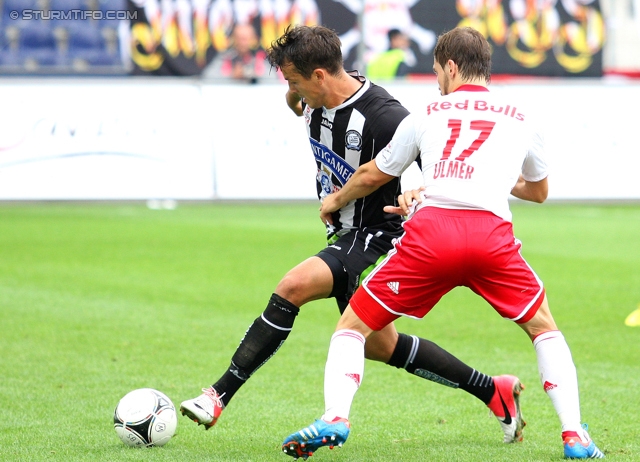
[312,68,326,83]
[446,59,457,78]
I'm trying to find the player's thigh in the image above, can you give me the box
[468,222,545,322]
[275,256,333,306]
[319,229,396,306]
[359,215,457,322]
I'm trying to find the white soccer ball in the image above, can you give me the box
[113,388,178,447]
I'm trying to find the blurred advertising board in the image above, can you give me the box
[1,79,638,201]
[0,81,214,200]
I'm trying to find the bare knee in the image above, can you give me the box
[274,258,334,307]
[519,295,558,340]
[275,273,313,307]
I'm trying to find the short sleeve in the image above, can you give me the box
[522,130,549,182]
[375,114,420,177]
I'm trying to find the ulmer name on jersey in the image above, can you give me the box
[433,160,474,180]
[426,99,525,121]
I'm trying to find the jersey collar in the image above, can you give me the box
[453,84,489,92]
[326,77,371,113]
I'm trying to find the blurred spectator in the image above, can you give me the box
[366,28,415,80]
[202,23,276,83]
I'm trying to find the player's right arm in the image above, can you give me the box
[375,113,421,178]
[320,114,419,223]
[286,89,303,116]
[319,114,420,224]
[319,160,396,224]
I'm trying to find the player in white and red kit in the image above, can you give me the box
[283,27,604,460]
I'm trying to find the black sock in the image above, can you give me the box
[212,293,299,406]
[387,333,495,404]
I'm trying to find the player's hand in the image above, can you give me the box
[383,187,425,216]
[319,193,343,225]
[286,90,303,116]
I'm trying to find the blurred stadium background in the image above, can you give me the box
[0,0,638,202]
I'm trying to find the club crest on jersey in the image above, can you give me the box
[345,130,362,151]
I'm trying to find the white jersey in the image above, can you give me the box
[376,85,548,222]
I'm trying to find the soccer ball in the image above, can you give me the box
[113,388,178,447]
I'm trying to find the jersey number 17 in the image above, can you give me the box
[441,119,495,162]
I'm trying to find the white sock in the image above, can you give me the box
[533,330,583,435]
[322,329,365,422]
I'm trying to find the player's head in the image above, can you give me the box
[268,25,344,109]
[433,27,491,95]
[267,25,343,79]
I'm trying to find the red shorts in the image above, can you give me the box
[350,207,545,331]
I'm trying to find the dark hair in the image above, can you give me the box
[434,27,491,83]
[267,25,343,79]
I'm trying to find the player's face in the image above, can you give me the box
[281,62,324,109]
[433,59,451,96]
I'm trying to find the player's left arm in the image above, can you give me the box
[511,129,548,203]
[320,160,395,223]
[510,175,548,203]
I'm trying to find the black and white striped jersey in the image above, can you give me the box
[302,75,410,238]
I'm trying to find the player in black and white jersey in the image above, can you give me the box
[297,70,411,313]
[304,74,407,238]
[180,25,525,448]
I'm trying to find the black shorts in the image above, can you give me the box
[316,228,399,314]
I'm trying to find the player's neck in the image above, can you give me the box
[325,72,364,109]
[450,77,488,92]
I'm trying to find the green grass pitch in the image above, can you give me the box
[0,201,638,461]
